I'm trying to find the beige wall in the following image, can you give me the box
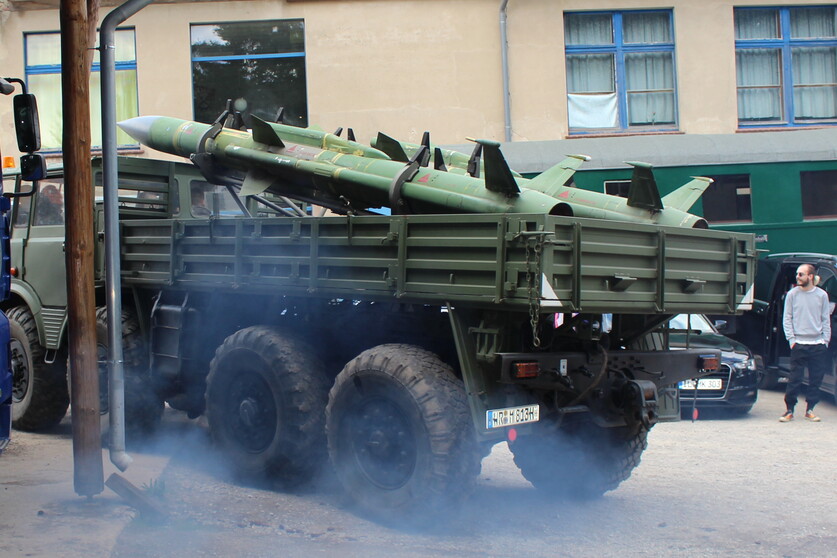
[1,0,836,162]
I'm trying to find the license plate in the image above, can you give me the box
[486,405,539,429]
[679,378,723,390]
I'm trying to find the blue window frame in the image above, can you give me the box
[23,29,139,151]
[735,6,837,127]
[190,19,308,128]
[564,10,677,133]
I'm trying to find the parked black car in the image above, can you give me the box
[669,314,760,416]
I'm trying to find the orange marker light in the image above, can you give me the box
[514,362,539,379]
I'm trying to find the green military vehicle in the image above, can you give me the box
[2,155,756,521]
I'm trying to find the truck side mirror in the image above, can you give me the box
[13,93,41,153]
[19,153,46,182]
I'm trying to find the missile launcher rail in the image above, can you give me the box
[119,212,754,316]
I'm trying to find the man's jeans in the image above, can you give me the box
[785,343,830,411]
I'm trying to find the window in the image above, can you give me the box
[800,170,837,219]
[33,179,65,226]
[735,6,837,126]
[564,10,677,132]
[701,174,753,223]
[191,20,308,128]
[24,30,139,150]
[604,180,631,197]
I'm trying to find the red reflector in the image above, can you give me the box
[514,362,539,379]
[698,356,720,371]
[508,428,518,442]
[9,267,17,277]
[692,408,699,421]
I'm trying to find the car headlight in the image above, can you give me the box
[733,358,757,371]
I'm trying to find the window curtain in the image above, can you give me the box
[792,47,837,119]
[623,12,671,43]
[736,49,782,121]
[566,54,617,128]
[735,9,779,40]
[564,13,612,45]
[625,52,675,125]
[790,7,836,39]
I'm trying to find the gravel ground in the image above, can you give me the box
[2,388,836,558]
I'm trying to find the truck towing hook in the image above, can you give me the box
[619,380,658,429]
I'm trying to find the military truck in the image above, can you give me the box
[2,154,756,520]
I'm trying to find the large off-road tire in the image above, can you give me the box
[94,306,164,439]
[326,344,481,523]
[205,326,329,483]
[510,418,648,499]
[7,306,69,431]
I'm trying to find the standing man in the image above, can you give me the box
[779,264,831,422]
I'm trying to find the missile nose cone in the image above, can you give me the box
[117,115,159,146]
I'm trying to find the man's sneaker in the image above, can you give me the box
[779,411,794,422]
[805,411,821,422]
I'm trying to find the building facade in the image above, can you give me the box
[2,0,837,160]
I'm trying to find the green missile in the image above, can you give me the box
[118,116,569,215]
[118,115,709,227]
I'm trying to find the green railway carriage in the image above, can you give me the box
[471,128,837,256]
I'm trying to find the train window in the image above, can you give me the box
[800,170,837,219]
[702,174,752,223]
[604,180,631,198]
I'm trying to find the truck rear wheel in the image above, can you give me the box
[94,306,163,439]
[326,344,480,523]
[510,419,648,499]
[205,326,329,483]
[6,306,69,431]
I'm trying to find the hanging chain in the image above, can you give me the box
[524,236,544,348]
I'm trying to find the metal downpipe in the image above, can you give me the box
[100,0,153,472]
[499,0,512,142]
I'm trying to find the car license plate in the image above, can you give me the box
[679,378,723,390]
[486,404,539,429]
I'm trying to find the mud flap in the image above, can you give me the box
[656,384,681,422]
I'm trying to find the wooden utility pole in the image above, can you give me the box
[60,0,102,497]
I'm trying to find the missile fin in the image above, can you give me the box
[433,147,448,171]
[250,116,285,148]
[524,154,589,197]
[347,128,356,142]
[476,139,519,196]
[662,176,713,212]
[625,161,664,212]
[240,170,275,197]
[467,143,482,178]
[375,132,410,162]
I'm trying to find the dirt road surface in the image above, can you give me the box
[1,389,835,558]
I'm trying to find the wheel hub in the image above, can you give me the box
[352,397,416,489]
[10,340,28,402]
[239,398,259,428]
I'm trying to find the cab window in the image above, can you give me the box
[33,179,65,226]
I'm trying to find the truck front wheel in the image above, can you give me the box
[205,326,329,483]
[326,344,480,524]
[7,306,69,431]
[510,419,648,499]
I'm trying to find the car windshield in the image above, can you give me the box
[669,313,715,333]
